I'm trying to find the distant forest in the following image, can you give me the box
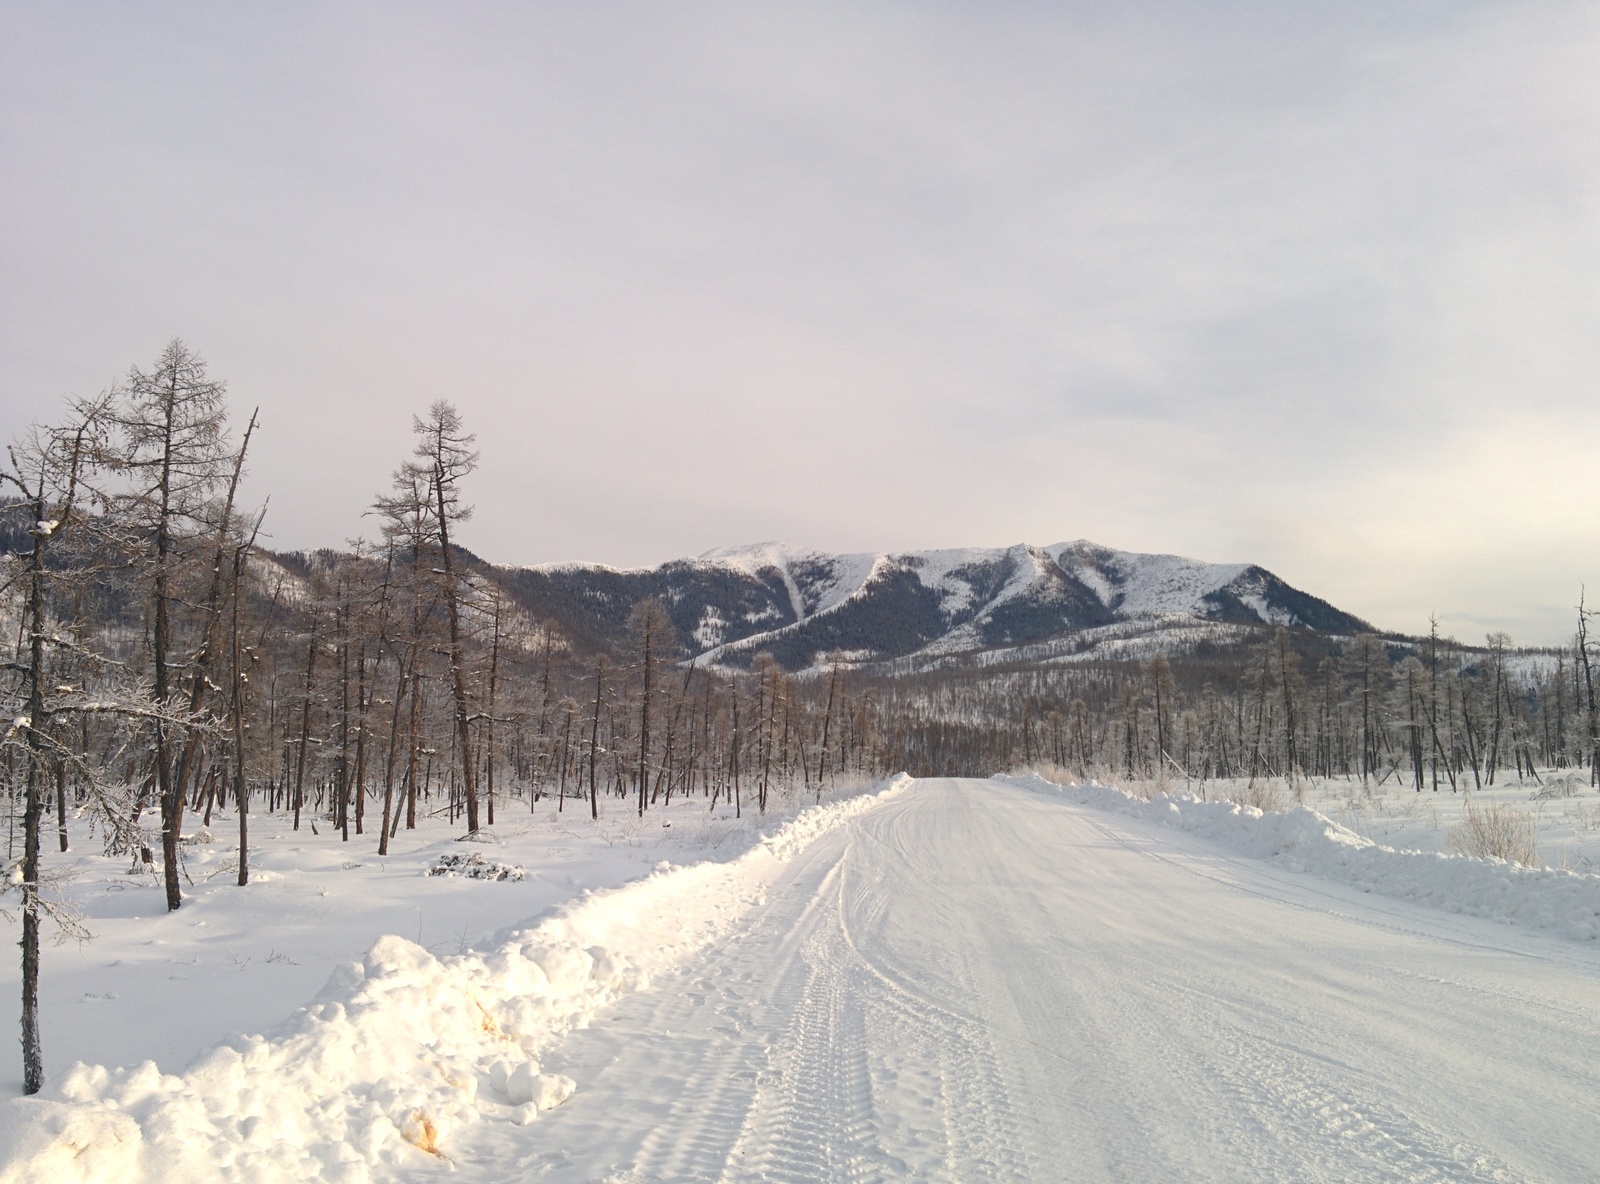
[3,341,1598,1093]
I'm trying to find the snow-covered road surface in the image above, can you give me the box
[457,777,1600,1183]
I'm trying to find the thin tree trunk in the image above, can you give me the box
[486,597,501,827]
[354,636,368,835]
[54,762,68,853]
[293,615,319,832]
[230,541,252,887]
[431,453,478,832]
[18,483,51,1093]
[589,657,605,821]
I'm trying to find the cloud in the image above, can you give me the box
[2,1,1597,642]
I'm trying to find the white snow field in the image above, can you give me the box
[6,776,1600,1182]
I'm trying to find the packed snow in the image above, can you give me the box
[430,779,1600,1180]
[0,777,907,1182]
[0,777,908,1184]
[5,773,1600,1182]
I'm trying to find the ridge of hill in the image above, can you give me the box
[498,540,1369,671]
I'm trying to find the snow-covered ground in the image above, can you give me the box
[2,787,873,1092]
[0,778,899,1175]
[5,773,1600,1182]
[1051,766,1600,875]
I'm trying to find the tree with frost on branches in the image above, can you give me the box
[1,395,171,1094]
[109,340,252,911]
[371,458,438,846]
[625,597,672,818]
[413,402,483,833]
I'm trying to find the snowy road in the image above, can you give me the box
[453,777,1600,1183]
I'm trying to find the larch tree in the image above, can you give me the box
[1577,594,1597,786]
[414,402,482,833]
[2,396,163,1094]
[111,341,240,912]
[372,460,437,848]
[3,404,101,1093]
[626,597,673,817]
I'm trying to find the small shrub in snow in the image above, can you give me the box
[1533,773,1588,801]
[426,851,525,881]
[1223,779,1287,814]
[1450,798,1540,868]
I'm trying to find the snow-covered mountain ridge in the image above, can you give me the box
[504,540,1369,671]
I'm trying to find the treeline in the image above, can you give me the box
[197,546,885,847]
[874,622,1600,790]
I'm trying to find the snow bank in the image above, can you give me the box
[1004,773,1600,944]
[0,775,912,1184]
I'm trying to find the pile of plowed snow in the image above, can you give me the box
[0,776,911,1184]
[1006,773,1600,942]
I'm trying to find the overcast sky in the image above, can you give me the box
[3,2,1597,644]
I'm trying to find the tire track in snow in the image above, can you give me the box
[723,918,894,1183]
[1114,953,1523,1184]
[1026,796,1561,1181]
[453,778,1600,1183]
[624,843,863,1183]
[839,808,1034,1182]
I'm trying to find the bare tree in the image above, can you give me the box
[815,654,843,799]
[627,598,673,817]
[1,397,165,1093]
[1346,634,1389,786]
[227,509,268,886]
[3,404,101,1092]
[413,402,481,832]
[1579,592,1598,786]
[586,654,606,820]
[111,341,238,910]
[372,461,435,848]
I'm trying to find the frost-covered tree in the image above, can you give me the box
[625,598,673,817]
[2,396,162,1093]
[372,459,437,847]
[413,402,482,832]
[111,341,243,910]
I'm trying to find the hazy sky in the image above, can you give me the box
[3,2,1597,644]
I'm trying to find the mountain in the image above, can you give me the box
[500,540,1370,672]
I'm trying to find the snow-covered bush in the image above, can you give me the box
[1532,772,1588,800]
[426,851,525,881]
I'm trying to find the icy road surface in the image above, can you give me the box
[457,778,1600,1183]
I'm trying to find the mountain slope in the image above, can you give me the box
[502,541,1369,671]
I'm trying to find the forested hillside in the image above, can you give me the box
[503,538,1372,672]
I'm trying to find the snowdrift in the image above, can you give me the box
[1005,773,1600,943]
[0,775,911,1184]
